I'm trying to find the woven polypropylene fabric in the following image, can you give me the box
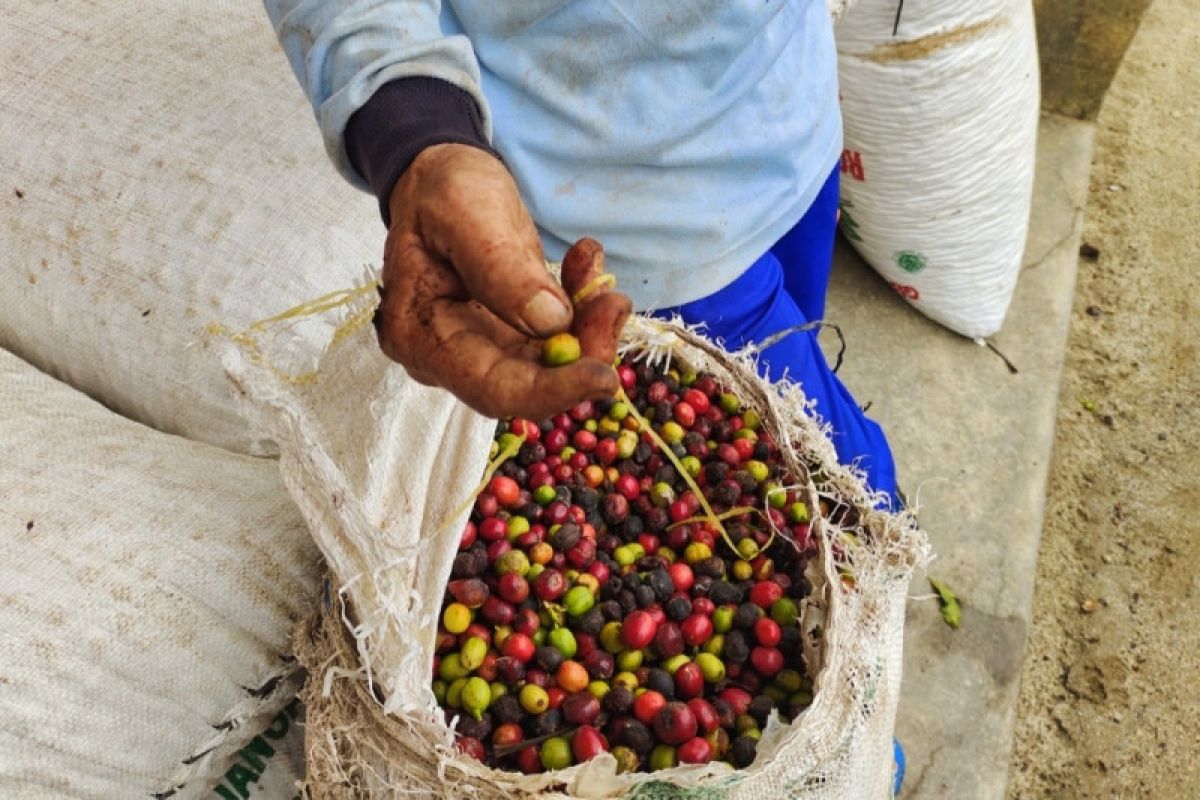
[835,0,1040,339]
[0,348,321,798]
[0,0,379,454]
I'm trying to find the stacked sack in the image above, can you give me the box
[0,0,380,454]
[0,0,383,795]
[835,0,1041,339]
[0,346,318,798]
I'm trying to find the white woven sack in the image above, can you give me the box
[223,292,927,799]
[828,0,858,20]
[834,0,1040,339]
[0,0,379,454]
[0,348,321,799]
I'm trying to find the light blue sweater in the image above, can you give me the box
[264,0,842,311]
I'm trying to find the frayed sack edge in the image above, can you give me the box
[288,314,928,799]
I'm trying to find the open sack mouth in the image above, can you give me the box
[222,293,927,798]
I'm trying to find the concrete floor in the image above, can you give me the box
[823,112,1095,798]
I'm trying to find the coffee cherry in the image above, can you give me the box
[751,646,784,677]
[730,734,759,768]
[542,333,582,367]
[680,614,714,647]
[561,692,602,727]
[673,662,704,700]
[633,690,667,726]
[750,581,784,609]
[539,736,573,770]
[556,660,589,693]
[515,744,543,774]
[754,617,782,648]
[620,610,657,650]
[694,652,726,684]
[677,736,713,764]
[572,724,608,762]
[535,645,564,673]
[501,633,535,664]
[457,736,486,761]
[653,702,698,746]
[498,574,530,605]
[519,684,550,715]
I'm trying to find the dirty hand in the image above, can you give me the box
[375,143,631,420]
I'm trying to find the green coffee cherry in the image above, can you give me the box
[519,684,550,714]
[438,653,469,682]
[649,744,678,770]
[446,677,468,709]
[461,677,491,720]
[459,637,488,671]
[771,597,799,627]
[540,736,573,770]
[695,652,726,683]
[564,585,595,617]
[548,627,578,659]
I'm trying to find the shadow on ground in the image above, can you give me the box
[1035,0,1152,119]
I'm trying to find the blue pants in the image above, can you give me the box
[655,168,898,505]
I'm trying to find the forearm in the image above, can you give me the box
[262,0,495,207]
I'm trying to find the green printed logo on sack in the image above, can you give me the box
[894,251,927,274]
[629,778,744,799]
[839,199,864,244]
[211,699,304,800]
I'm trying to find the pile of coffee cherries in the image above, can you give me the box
[433,356,818,775]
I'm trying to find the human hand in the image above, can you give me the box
[375,143,630,419]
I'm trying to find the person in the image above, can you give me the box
[267,10,905,789]
[262,1,896,497]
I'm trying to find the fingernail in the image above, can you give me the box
[522,289,570,337]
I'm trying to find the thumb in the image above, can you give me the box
[457,235,574,339]
[439,191,571,339]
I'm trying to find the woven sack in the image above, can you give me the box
[0,347,320,799]
[209,699,308,800]
[0,0,378,454]
[222,288,927,799]
[835,0,1040,339]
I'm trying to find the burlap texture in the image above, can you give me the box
[0,0,380,454]
[0,348,321,798]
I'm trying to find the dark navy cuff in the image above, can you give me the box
[344,77,499,227]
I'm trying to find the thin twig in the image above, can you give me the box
[492,725,581,759]
[984,339,1020,374]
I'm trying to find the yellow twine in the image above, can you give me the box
[433,433,526,539]
[615,386,753,557]
[210,282,380,386]
[666,506,759,531]
[570,273,617,305]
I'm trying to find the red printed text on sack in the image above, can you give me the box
[841,149,866,182]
